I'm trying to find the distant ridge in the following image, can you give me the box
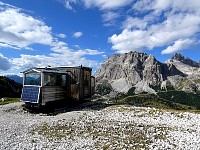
[6,75,23,84]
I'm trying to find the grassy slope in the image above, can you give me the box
[111,91,200,112]
[0,98,20,105]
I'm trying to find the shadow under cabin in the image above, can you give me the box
[21,66,95,108]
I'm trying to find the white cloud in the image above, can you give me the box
[109,0,200,54]
[0,4,52,50]
[161,39,194,54]
[83,0,133,10]
[0,54,11,71]
[73,32,83,38]
[11,47,104,72]
[56,33,66,38]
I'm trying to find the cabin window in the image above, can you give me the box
[24,73,41,86]
[44,74,66,86]
[61,75,66,86]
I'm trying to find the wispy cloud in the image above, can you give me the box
[73,32,83,38]
[56,33,66,38]
[102,11,120,26]
[57,0,78,11]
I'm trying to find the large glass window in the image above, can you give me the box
[44,74,66,86]
[25,73,41,86]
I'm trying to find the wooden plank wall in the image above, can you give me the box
[63,67,83,100]
[41,86,67,105]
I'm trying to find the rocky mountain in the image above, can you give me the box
[95,52,200,94]
[0,76,22,98]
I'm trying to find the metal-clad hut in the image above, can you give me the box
[21,66,95,107]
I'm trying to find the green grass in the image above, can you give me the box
[111,91,200,111]
[157,91,200,109]
[0,98,20,105]
[194,79,200,84]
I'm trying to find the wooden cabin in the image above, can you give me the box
[21,66,95,107]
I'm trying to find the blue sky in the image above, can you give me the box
[0,0,200,75]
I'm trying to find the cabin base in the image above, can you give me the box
[24,98,86,113]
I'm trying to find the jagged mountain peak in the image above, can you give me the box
[172,53,185,61]
[165,53,200,75]
[170,53,199,68]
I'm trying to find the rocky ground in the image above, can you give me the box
[0,102,200,149]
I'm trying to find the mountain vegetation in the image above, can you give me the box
[0,76,22,98]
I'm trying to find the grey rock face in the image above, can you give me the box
[95,51,189,94]
[95,52,146,85]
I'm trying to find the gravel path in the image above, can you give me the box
[0,102,200,149]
